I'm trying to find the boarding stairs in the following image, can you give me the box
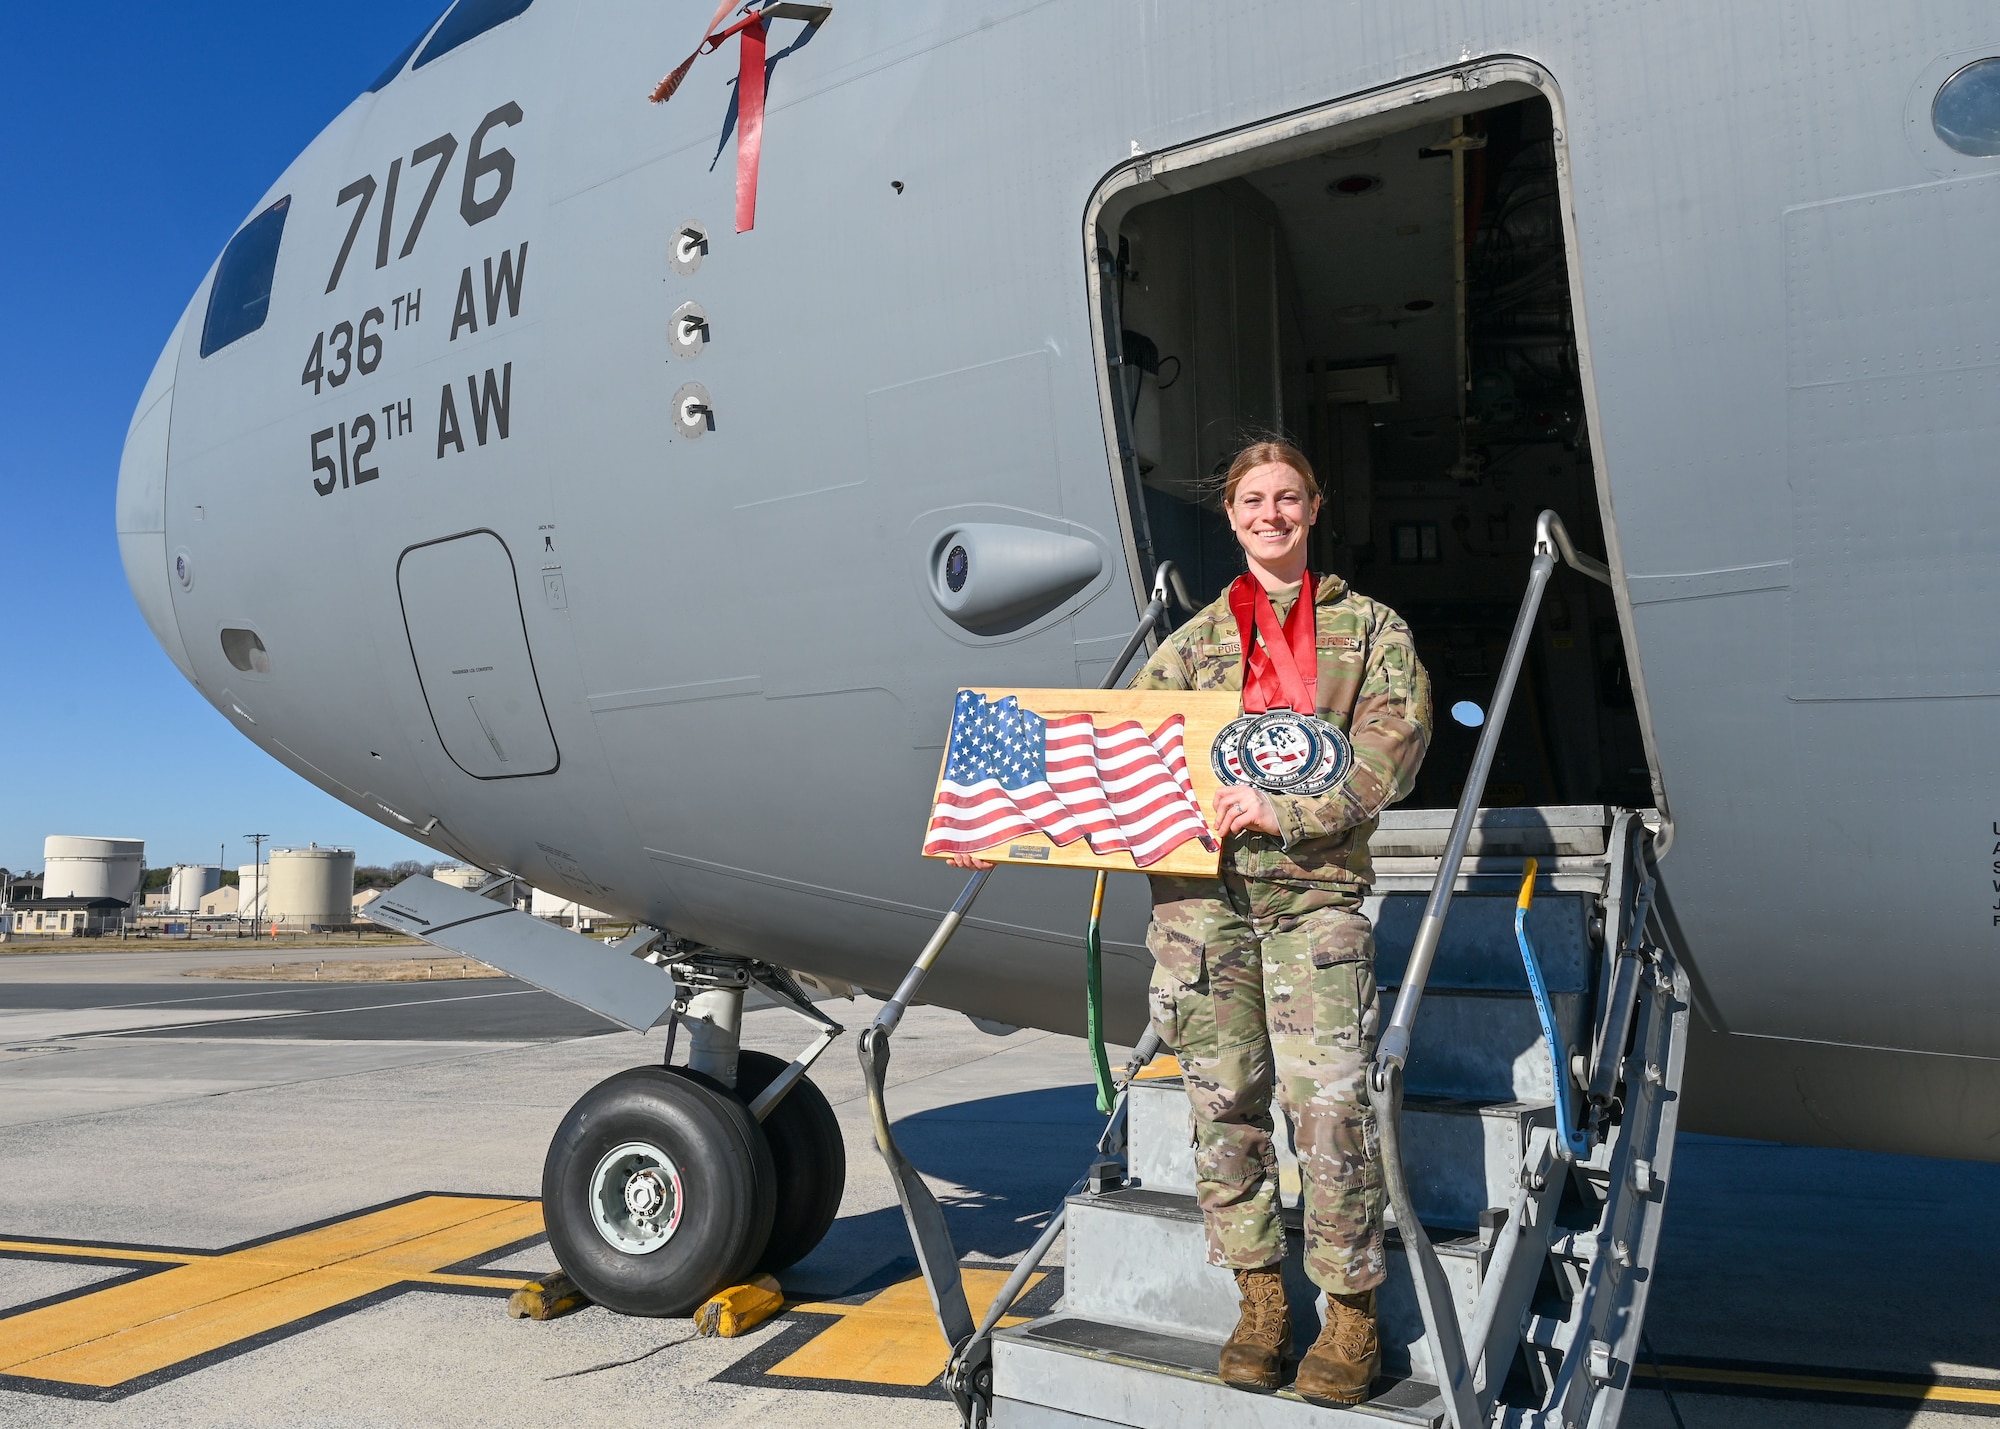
[989,803,1690,1429]
[858,515,1691,1429]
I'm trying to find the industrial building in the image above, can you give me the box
[530,886,609,930]
[236,863,266,922]
[168,864,223,913]
[8,899,127,936]
[5,837,144,936]
[0,837,386,935]
[42,837,144,904]
[265,845,355,929]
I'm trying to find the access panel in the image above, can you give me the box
[397,530,560,778]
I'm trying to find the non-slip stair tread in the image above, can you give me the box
[1132,1077,1552,1117]
[1400,1091,1555,1113]
[1370,804,1610,856]
[1123,1077,1557,1226]
[1000,1317,1445,1426]
[1069,1186,1483,1254]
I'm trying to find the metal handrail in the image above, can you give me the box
[858,564,1182,1428]
[1367,510,1608,1429]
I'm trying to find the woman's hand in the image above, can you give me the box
[1212,785,1281,840]
[946,853,996,870]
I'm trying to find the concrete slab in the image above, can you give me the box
[0,949,1992,1428]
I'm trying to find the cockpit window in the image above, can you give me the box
[366,9,446,93]
[199,196,290,359]
[414,0,534,69]
[1933,58,2000,157]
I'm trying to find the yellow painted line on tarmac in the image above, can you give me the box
[0,1195,542,1391]
[778,1267,1045,1387]
[0,1241,204,1266]
[1637,1361,2000,1406]
[413,1271,539,1291]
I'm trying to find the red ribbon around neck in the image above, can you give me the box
[1227,571,1319,714]
[650,2,773,233]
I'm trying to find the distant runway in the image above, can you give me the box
[0,977,622,1043]
[0,946,1993,1427]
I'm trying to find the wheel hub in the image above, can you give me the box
[588,1141,685,1255]
[625,1167,669,1219]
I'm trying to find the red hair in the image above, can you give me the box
[1221,440,1321,508]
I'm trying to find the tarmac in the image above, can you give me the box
[0,943,1994,1428]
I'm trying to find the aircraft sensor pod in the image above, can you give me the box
[669,302,709,358]
[669,220,708,275]
[671,382,713,438]
[928,523,1103,634]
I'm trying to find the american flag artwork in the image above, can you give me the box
[923,692,1220,869]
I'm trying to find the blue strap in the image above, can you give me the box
[1515,904,1590,1158]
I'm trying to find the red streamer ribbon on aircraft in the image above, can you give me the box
[733,15,766,232]
[650,2,774,233]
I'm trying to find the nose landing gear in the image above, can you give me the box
[541,951,847,1315]
[543,1065,774,1314]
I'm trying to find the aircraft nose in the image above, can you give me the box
[116,317,199,684]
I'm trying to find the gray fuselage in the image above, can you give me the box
[118,0,2000,1161]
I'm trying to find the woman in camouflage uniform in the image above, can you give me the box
[1132,440,1431,1404]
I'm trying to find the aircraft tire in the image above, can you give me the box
[542,1066,776,1316]
[731,1050,846,1273]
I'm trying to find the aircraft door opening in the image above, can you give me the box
[397,530,561,779]
[1089,71,1655,813]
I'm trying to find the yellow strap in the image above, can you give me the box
[1517,855,1540,912]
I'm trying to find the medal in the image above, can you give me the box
[1213,711,1354,797]
[1241,710,1352,795]
[1212,572,1356,800]
[1210,714,1259,786]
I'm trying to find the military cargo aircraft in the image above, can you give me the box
[115,2,2000,1423]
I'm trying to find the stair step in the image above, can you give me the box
[1369,891,1593,994]
[1131,987,1575,1105]
[1397,1095,1552,1229]
[1061,1187,1482,1382]
[1370,805,1610,859]
[1390,986,1581,1102]
[1126,1078,1550,1230]
[992,1317,1443,1428]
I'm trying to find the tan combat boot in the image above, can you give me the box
[1295,1288,1379,1405]
[1217,1266,1291,1391]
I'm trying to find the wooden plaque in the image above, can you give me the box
[922,688,1242,878]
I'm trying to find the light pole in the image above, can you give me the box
[244,834,268,940]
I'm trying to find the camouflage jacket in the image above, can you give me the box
[1131,574,1431,891]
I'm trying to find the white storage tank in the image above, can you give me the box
[236,864,266,921]
[168,864,222,913]
[267,845,355,927]
[43,837,145,907]
[530,886,610,928]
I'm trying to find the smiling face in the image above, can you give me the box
[1226,462,1320,585]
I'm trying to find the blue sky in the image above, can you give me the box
[0,2,450,874]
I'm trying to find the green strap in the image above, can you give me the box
[1085,872,1115,1114]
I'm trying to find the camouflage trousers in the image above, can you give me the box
[1144,873,1385,1296]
